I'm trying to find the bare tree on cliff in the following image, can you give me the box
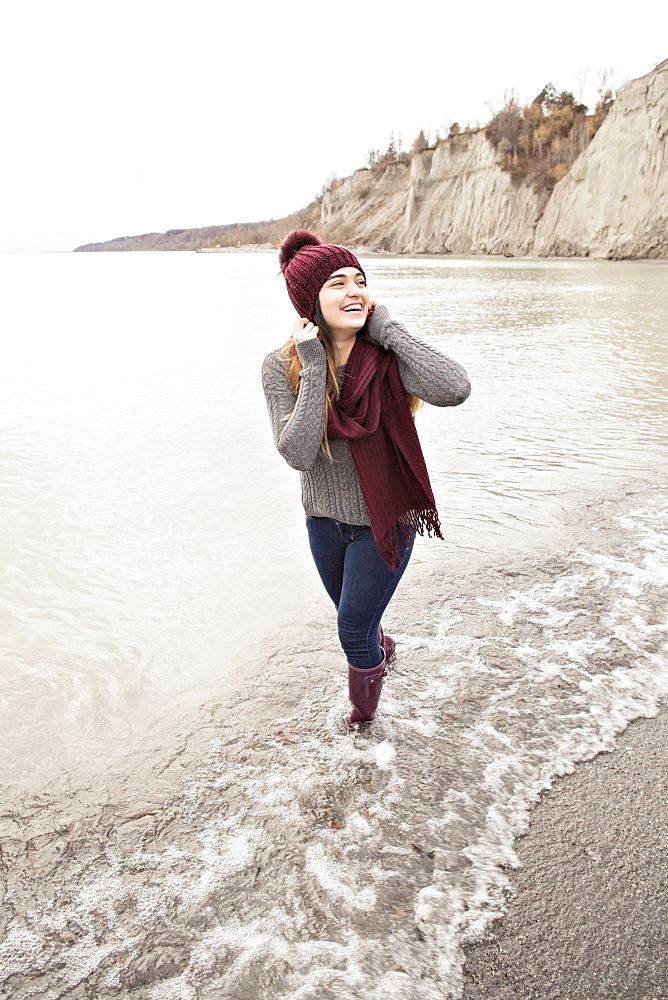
[486,82,606,192]
[411,129,430,154]
[380,133,398,165]
[595,67,616,126]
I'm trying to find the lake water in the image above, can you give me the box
[1,251,667,999]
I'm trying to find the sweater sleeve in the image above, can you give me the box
[366,304,471,407]
[261,337,328,471]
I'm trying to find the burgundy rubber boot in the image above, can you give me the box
[348,652,387,725]
[378,625,396,661]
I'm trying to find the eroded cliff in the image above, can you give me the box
[321,132,549,256]
[534,59,668,258]
[320,59,668,260]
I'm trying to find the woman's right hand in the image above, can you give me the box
[292,317,319,343]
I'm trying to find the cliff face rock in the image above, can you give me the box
[320,60,667,260]
[534,59,668,258]
[400,136,550,255]
[321,132,549,256]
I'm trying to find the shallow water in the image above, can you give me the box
[0,252,667,998]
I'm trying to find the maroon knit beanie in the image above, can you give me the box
[278,230,365,321]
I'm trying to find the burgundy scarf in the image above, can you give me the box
[327,338,443,569]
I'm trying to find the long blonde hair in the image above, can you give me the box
[279,301,422,457]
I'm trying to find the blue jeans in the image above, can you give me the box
[306,516,414,669]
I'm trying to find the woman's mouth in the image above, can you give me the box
[342,304,363,312]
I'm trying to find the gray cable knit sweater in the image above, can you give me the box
[262,305,471,525]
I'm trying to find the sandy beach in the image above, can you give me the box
[2,479,667,998]
[463,708,668,999]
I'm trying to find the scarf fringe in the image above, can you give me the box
[377,507,443,571]
[399,507,443,542]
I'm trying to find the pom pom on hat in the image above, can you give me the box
[278,229,322,273]
[278,229,364,321]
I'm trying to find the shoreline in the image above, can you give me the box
[462,705,668,999]
[195,244,668,263]
[2,477,666,998]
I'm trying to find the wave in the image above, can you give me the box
[1,483,667,999]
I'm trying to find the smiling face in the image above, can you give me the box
[317,266,369,337]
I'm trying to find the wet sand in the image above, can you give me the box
[1,481,666,999]
[463,707,668,1000]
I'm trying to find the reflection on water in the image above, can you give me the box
[0,252,666,794]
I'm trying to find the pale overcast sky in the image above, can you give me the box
[1,0,665,251]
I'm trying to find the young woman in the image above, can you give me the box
[262,230,470,725]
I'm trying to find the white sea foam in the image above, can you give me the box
[3,494,666,1000]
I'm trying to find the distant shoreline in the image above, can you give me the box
[198,245,668,264]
